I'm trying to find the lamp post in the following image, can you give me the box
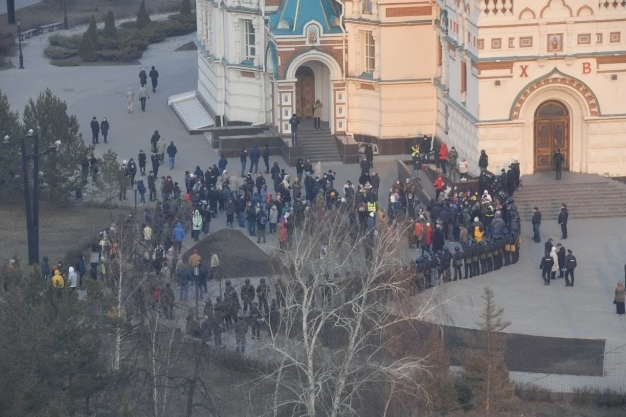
[62,0,68,29]
[17,18,24,69]
[3,130,59,265]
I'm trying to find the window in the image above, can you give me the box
[460,60,467,103]
[244,19,256,61]
[362,0,372,14]
[364,31,375,74]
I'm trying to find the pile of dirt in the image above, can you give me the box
[183,228,273,278]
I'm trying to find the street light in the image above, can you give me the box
[3,130,59,265]
[16,18,24,69]
[62,0,68,30]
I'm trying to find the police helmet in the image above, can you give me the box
[245,278,250,284]
[260,278,266,283]
[225,280,231,285]
[454,247,460,252]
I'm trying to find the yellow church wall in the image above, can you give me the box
[476,58,625,121]
[379,25,435,81]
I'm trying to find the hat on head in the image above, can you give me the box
[474,217,479,222]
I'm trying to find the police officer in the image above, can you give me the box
[485,240,494,273]
[423,255,432,289]
[429,253,440,287]
[511,233,520,264]
[453,247,463,281]
[215,296,230,330]
[414,257,427,293]
[479,242,488,274]
[492,240,502,271]
[463,244,472,279]
[240,278,255,314]
[257,277,270,315]
[441,248,452,282]
[250,301,263,339]
[471,243,480,277]
[503,235,512,266]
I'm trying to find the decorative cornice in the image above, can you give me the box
[510,67,600,119]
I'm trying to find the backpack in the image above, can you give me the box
[260,215,267,226]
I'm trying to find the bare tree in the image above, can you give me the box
[257,210,442,417]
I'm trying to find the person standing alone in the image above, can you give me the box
[126,87,134,113]
[564,249,577,287]
[139,85,150,112]
[313,99,323,130]
[100,118,110,143]
[554,148,564,180]
[558,204,568,239]
[531,207,542,243]
[167,141,177,170]
[149,66,159,93]
[90,117,100,144]
[289,113,300,146]
[139,67,148,87]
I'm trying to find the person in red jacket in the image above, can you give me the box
[433,174,445,201]
[424,223,433,254]
[438,142,449,175]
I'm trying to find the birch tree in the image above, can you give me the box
[258,209,442,417]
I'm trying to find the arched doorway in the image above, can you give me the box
[295,66,315,118]
[534,100,570,172]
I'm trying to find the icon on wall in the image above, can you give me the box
[547,34,563,52]
[307,25,319,45]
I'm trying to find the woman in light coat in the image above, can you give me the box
[192,210,203,241]
[550,247,560,280]
[269,202,279,234]
[615,282,625,315]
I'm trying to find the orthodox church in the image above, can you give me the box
[192,0,626,176]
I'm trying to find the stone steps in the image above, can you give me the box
[168,91,214,131]
[296,129,341,161]
[513,179,626,220]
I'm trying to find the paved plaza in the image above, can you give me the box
[3,25,626,393]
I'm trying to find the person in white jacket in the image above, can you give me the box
[550,247,560,280]
[68,267,78,290]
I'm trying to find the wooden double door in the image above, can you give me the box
[295,66,315,118]
[534,100,570,172]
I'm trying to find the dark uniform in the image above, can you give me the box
[453,248,463,281]
[540,253,554,285]
[256,278,270,315]
[485,241,494,272]
[415,258,427,293]
[429,254,439,287]
[471,244,480,277]
[250,302,263,339]
[479,243,488,274]
[503,236,513,266]
[511,234,520,264]
[463,245,473,279]
[240,279,255,313]
[492,240,503,271]
[440,248,452,282]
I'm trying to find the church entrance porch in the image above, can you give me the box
[534,100,570,172]
[295,66,315,119]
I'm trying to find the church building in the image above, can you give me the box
[192,0,626,176]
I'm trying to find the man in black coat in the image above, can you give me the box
[137,150,146,177]
[540,252,554,285]
[553,148,564,180]
[558,204,569,239]
[90,117,100,144]
[149,66,159,92]
[150,130,160,153]
[564,249,577,287]
[100,118,110,143]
